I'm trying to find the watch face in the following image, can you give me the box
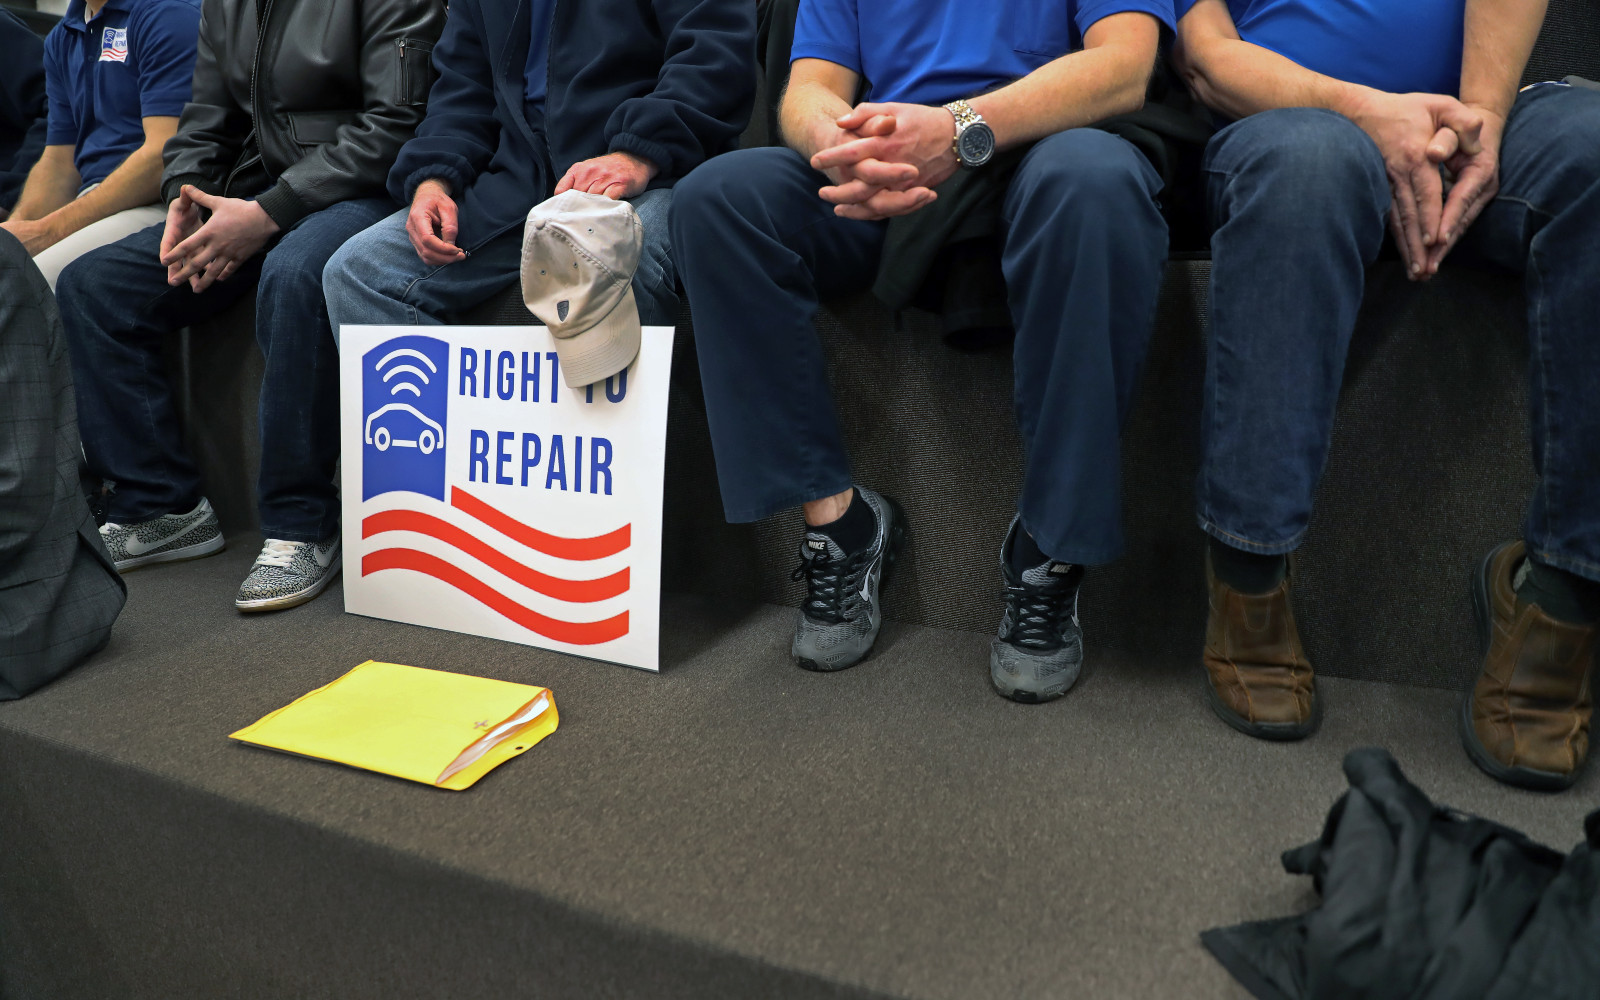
[959,122,995,167]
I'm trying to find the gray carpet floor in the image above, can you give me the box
[3,537,1597,999]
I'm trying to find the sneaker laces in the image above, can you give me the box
[792,548,867,625]
[1002,578,1078,652]
[255,539,305,569]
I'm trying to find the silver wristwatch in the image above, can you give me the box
[945,99,995,168]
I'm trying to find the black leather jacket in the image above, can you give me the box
[162,0,446,229]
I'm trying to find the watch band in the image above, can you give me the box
[944,99,984,156]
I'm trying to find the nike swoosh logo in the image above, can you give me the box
[122,519,200,556]
[315,543,339,569]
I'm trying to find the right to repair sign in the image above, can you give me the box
[339,325,674,672]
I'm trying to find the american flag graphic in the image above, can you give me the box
[100,27,128,63]
[361,485,631,646]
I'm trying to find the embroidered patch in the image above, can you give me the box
[100,27,128,63]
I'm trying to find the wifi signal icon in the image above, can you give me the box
[362,335,450,502]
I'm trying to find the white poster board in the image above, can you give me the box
[339,325,674,672]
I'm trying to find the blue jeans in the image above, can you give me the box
[1198,84,1600,583]
[322,187,679,339]
[672,135,1168,565]
[56,197,396,542]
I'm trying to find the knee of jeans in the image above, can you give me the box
[54,252,99,316]
[321,237,372,300]
[671,150,788,244]
[259,251,324,305]
[1220,110,1388,208]
[1009,131,1164,242]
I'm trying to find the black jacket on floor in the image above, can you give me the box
[1203,748,1600,1000]
[0,10,47,213]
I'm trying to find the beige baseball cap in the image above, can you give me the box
[521,191,643,388]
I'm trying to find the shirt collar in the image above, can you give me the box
[63,0,131,32]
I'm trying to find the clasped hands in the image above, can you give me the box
[809,102,964,221]
[1352,90,1505,281]
[159,185,280,292]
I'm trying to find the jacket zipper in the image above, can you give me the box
[245,0,276,189]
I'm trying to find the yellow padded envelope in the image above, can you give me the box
[230,661,559,790]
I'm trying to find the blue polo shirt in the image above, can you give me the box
[1176,0,1463,97]
[43,0,200,189]
[792,0,1175,107]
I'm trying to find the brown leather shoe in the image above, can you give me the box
[1202,552,1319,741]
[1462,541,1597,792]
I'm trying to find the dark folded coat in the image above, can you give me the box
[1203,748,1600,1000]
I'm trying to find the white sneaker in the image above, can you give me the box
[234,535,342,612]
[99,498,225,572]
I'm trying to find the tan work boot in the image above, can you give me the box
[1202,551,1319,740]
[1462,541,1597,791]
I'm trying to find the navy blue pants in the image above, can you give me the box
[1199,84,1600,583]
[57,197,395,542]
[672,132,1168,565]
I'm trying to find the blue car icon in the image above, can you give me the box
[365,403,445,455]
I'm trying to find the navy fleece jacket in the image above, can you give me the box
[388,0,756,249]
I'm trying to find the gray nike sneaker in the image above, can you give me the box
[791,486,906,672]
[991,517,1085,704]
[99,497,225,572]
[235,535,342,612]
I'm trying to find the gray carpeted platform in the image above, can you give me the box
[3,540,1596,999]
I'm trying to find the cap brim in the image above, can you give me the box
[554,283,641,388]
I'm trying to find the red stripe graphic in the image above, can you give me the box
[451,487,631,560]
[362,548,629,645]
[362,510,629,603]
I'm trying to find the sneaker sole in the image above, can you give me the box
[235,554,343,613]
[795,496,909,673]
[1458,545,1579,792]
[114,532,226,573]
[990,662,1080,705]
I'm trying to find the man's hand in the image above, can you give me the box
[159,186,280,293]
[810,102,956,221]
[1346,90,1483,279]
[1423,107,1504,275]
[554,152,658,200]
[159,188,203,283]
[0,217,61,255]
[407,179,465,266]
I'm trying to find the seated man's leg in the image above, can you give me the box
[238,196,398,612]
[1454,83,1600,790]
[672,146,901,672]
[628,186,679,327]
[31,203,168,291]
[992,128,1167,703]
[0,232,126,697]
[55,223,258,572]
[1196,109,1388,738]
[322,209,523,339]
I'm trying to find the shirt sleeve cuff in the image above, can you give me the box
[787,44,860,75]
[397,163,471,207]
[254,180,310,231]
[140,100,190,119]
[608,133,675,178]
